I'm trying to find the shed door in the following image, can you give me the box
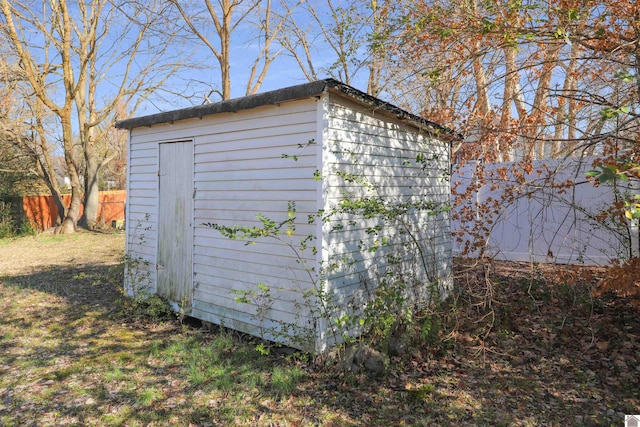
[158,141,193,305]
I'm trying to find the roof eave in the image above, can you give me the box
[115,78,461,141]
[115,80,332,130]
[323,84,460,141]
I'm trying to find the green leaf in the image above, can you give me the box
[567,8,579,20]
[614,70,637,83]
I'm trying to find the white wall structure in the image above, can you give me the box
[452,157,639,265]
[117,79,453,352]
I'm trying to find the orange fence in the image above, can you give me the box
[22,190,126,231]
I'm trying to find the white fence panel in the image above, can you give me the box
[451,157,639,265]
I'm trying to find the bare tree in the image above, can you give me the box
[99,101,129,190]
[169,0,300,101]
[1,0,180,232]
[0,50,63,203]
[278,0,394,96]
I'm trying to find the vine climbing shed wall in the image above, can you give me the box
[116,79,454,352]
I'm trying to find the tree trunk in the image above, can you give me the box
[56,184,81,234]
[34,130,67,226]
[43,180,67,226]
[55,114,83,234]
[81,156,100,229]
[220,0,232,100]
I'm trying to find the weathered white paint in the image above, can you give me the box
[125,88,452,352]
[158,141,194,305]
[318,95,452,348]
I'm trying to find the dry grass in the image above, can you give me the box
[0,232,638,426]
[0,230,124,275]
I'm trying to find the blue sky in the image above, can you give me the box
[134,0,375,115]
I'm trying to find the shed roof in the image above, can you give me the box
[115,78,457,139]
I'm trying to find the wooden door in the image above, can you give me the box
[157,141,194,306]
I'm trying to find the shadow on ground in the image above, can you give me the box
[3,262,123,309]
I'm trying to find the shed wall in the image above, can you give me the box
[126,99,321,350]
[319,95,452,347]
[192,100,319,349]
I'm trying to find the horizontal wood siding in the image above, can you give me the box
[126,99,320,350]
[125,130,160,295]
[321,95,452,337]
[190,99,320,351]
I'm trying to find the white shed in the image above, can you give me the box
[116,79,453,352]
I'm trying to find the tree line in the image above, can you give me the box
[0,0,637,234]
